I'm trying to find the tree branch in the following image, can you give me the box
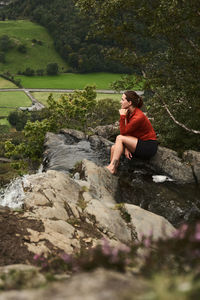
[186,39,200,53]
[156,93,200,134]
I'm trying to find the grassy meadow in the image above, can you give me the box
[0,20,68,74]
[0,91,31,123]
[0,77,17,88]
[15,73,127,89]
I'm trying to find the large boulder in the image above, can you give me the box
[43,129,200,183]
[149,146,196,183]
[182,150,200,183]
[0,160,175,265]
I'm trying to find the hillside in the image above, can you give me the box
[3,0,133,74]
[0,20,68,74]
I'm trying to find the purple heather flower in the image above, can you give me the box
[193,249,200,257]
[143,237,151,248]
[110,248,119,263]
[61,253,72,263]
[118,244,131,253]
[33,254,40,261]
[174,223,188,239]
[41,262,48,268]
[194,223,200,240]
[101,238,112,256]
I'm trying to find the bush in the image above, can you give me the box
[17,44,27,53]
[8,109,51,131]
[31,39,43,46]
[23,67,35,76]
[46,63,59,75]
[89,98,120,127]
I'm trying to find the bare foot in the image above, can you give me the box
[105,165,117,174]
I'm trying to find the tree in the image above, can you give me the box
[46,63,59,75]
[77,0,200,151]
[5,86,97,162]
[23,67,35,76]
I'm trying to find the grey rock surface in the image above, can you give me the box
[149,146,194,183]
[0,159,176,261]
[0,268,150,300]
[42,129,200,226]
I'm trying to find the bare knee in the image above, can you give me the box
[111,144,115,151]
[115,135,124,143]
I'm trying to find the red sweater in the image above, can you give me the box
[120,108,157,141]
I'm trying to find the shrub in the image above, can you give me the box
[46,63,59,75]
[23,67,35,76]
[89,98,120,127]
[17,44,27,53]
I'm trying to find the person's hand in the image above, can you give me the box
[125,148,132,160]
[119,109,127,115]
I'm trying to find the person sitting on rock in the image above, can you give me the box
[106,90,158,174]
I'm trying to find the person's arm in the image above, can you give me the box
[120,112,144,135]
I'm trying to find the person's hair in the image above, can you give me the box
[124,91,143,108]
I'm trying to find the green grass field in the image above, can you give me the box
[15,73,126,89]
[0,77,17,88]
[0,20,68,74]
[32,92,121,106]
[0,118,10,126]
[0,92,31,118]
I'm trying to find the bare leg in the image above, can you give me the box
[106,135,138,174]
[110,144,115,162]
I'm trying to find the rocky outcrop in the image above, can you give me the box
[182,150,200,183]
[89,122,119,140]
[43,128,200,184]
[0,160,175,265]
[149,147,199,184]
[42,129,200,226]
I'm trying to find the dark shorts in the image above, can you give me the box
[133,139,158,160]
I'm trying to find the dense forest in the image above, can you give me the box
[2,0,135,73]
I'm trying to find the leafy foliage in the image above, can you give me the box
[8,109,50,131]
[4,86,97,161]
[77,0,200,151]
[5,86,121,163]
[46,63,59,75]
